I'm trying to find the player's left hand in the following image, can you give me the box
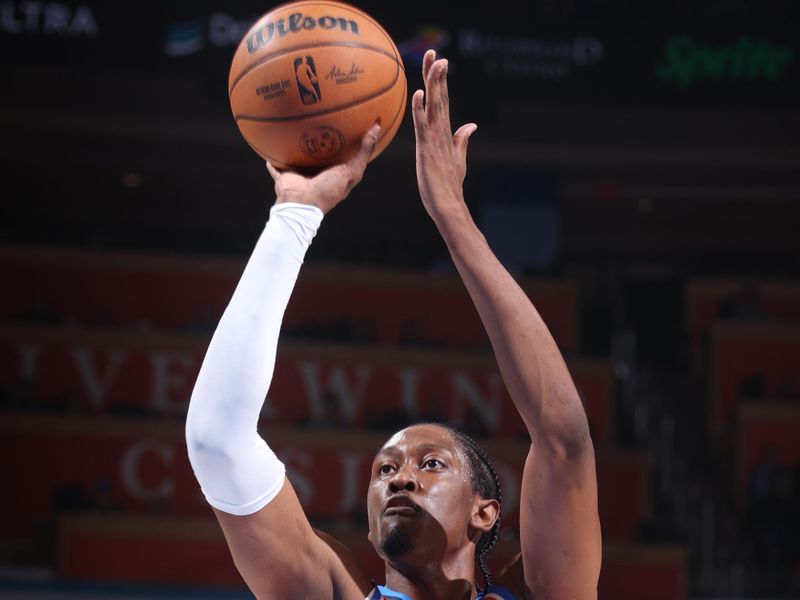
[412,49,477,225]
[266,123,380,214]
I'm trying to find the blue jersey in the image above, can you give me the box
[366,583,518,599]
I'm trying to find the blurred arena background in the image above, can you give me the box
[1,0,799,598]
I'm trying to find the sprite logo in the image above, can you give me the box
[657,35,795,89]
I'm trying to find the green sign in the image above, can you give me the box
[657,35,795,89]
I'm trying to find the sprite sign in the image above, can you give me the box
[657,35,795,89]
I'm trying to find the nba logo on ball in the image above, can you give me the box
[294,56,322,105]
[228,0,407,171]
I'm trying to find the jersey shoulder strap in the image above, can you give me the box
[368,584,519,600]
[479,583,520,599]
[366,585,413,600]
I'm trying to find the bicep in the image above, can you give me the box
[518,444,601,600]
[213,477,372,600]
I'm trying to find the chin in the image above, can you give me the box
[379,525,415,558]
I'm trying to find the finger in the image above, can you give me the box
[453,123,477,161]
[438,59,452,133]
[347,123,381,175]
[411,89,427,142]
[425,59,449,127]
[422,49,435,83]
[424,59,443,120]
[265,161,280,181]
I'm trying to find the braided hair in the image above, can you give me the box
[440,425,503,593]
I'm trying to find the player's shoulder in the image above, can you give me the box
[481,583,523,599]
[491,551,529,600]
[313,529,375,598]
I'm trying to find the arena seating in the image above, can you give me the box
[685,279,800,348]
[0,245,578,351]
[709,322,800,433]
[737,403,800,493]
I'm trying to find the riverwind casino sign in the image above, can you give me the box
[0,0,797,106]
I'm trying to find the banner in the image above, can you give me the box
[0,414,647,542]
[0,325,610,441]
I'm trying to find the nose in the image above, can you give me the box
[388,464,417,493]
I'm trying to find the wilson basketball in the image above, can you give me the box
[228,1,407,171]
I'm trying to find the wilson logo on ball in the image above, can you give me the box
[294,56,322,104]
[246,12,360,54]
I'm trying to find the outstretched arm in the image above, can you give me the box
[412,51,601,599]
[185,127,380,600]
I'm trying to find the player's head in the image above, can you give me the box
[366,422,502,590]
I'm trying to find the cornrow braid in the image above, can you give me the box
[444,426,503,593]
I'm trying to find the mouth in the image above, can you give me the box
[383,495,422,517]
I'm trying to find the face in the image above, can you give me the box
[366,424,480,561]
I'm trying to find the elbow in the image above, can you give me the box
[557,421,593,461]
[185,415,239,483]
[185,417,220,468]
[185,400,231,461]
[536,400,594,461]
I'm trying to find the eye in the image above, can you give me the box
[378,463,395,476]
[422,458,444,470]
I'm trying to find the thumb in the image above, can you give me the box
[453,123,478,160]
[265,161,281,181]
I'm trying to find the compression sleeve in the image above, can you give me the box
[185,202,323,515]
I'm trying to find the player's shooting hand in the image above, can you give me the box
[266,123,380,214]
[412,49,477,225]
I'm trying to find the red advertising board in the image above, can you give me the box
[710,323,800,432]
[0,325,613,443]
[0,246,577,350]
[598,544,686,600]
[1,414,646,543]
[59,515,679,598]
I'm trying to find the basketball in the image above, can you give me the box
[228,1,407,171]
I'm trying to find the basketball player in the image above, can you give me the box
[186,50,601,599]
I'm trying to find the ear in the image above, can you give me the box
[470,497,500,535]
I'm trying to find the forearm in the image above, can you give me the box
[185,202,323,514]
[435,206,590,457]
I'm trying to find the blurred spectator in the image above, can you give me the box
[285,317,375,343]
[91,479,123,515]
[744,448,798,595]
[718,282,769,321]
[180,304,220,335]
[1,377,37,411]
[303,390,347,430]
[774,375,799,401]
[739,373,765,401]
[51,483,91,514]
[418,395,446,424]
[401,320,432,347]
[18,293,59,325]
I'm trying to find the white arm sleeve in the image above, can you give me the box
[185,202,323,516]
